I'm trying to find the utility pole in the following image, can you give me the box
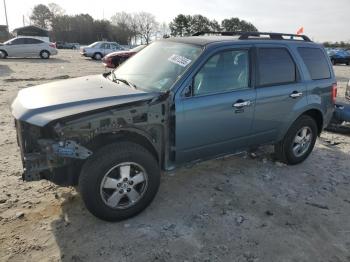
[3,0,9,29]
[22,15,25,26]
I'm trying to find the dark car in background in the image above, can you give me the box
[102,45,146,68]
[56,41,79,49]
[327,49,350,65]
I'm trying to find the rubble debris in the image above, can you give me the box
[305,202,329,210]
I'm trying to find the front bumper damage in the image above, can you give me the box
[21,139,92,181]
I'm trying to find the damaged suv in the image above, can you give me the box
[11,32,336,221]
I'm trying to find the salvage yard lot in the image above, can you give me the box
[0,50,350,262]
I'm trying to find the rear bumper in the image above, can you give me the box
[50,49,58,55]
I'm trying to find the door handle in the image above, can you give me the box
[289,91,303,98]
[233,100,251,108]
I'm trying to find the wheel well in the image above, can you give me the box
[67,132,159,186]
[302,109,323,135]
[87,132,159,162]
[0,49,8,56]
[40,50,50,54]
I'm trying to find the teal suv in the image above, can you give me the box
[11,32,337,221]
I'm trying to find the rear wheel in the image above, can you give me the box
[93,52,102,60]
[331,59,336,65]
[275,115,318,165]
[40,50,50,59]
[79,142,160,221]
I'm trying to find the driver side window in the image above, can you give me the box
[193,50,250,96]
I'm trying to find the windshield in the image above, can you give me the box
[88,42,99,48]
[112,41,202,92]
[3,38,15,44]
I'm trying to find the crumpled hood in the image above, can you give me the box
[11,74,157,126]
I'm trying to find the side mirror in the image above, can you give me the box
[183,84,192,98]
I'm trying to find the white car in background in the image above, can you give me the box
[0,37,58,59]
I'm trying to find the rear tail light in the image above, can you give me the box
[49,43,56,48]
[332,83,337,103]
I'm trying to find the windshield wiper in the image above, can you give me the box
[109,73,137,89]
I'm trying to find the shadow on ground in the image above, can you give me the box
[2,57,70,63]
[50,144,350,262]
[0,65,14,77]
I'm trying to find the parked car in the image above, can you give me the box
[102,45,146,68]
[80,41,126,60]
[327,49,350,65]
[328,80,350,127]
[0,37,57,59]
[56,41,79,49]
[11,32,336,221]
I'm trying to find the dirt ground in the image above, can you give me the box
[0,50,350,262]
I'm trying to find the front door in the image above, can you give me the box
[175,48,256,163]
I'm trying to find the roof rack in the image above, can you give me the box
[192,31,312,42]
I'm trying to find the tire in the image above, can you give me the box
[79,141,160,221]
[0,50,7,59]
[40,50,50,59]
[71,46,77,50]
[331,59,336,65]
[346,61,350,66]
[93,53,102,60]
[274,115,318,165]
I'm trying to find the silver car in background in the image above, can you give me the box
[80,41,126,60]
[0,37,58,59]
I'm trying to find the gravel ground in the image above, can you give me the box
[0,50,350,262]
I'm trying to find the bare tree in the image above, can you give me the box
[159,22,170,38]
[110,12,134,44]
[136,12,158,44]
[48,3,65,17]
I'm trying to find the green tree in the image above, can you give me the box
[221,17,258,32]
[169,14,192,36]
[30,4,53,29]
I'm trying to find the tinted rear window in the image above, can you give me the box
[26,38,43,44]
[298,47,331,80]
[257,48,296,86]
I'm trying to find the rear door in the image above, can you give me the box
[252,44,308,144]
[101,43,111,56]
[175,46,256,163]
[297,47,335,126]
[24,38,44,56]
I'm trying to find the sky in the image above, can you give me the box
[0,0,349,42]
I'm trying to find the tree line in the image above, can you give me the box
[28,3,258,45]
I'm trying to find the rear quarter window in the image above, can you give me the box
[298,47,331,80]
[257,48,296,86]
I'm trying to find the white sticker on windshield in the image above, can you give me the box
[168,54,192,67]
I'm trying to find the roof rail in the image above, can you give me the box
[192,31,312,42]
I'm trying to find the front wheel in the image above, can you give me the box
[275,115,318,165]
[79,142,160,221]
[0,50,7,59]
